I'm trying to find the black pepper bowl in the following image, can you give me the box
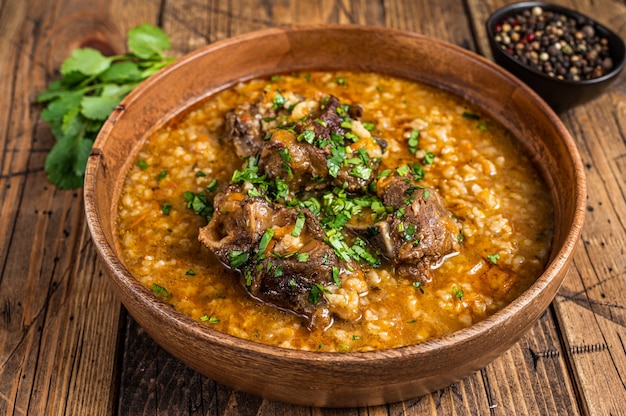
[486,1,625,113]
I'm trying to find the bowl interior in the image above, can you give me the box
[84,25,586,407]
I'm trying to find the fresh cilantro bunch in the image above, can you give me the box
[37,23,175,189]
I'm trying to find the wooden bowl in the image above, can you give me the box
[84,25,586,407]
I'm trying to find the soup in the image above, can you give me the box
[116,72,553,352]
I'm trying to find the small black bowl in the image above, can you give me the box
[486,1,625,113]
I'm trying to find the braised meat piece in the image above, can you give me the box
[258,95,384,193]
[198,185,367,330]
[363,173,462,282]
[224,101,267,159]
[224,94,293,159]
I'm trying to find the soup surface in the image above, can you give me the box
[117,72,554,352]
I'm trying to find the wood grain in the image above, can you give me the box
[1,0,624,414]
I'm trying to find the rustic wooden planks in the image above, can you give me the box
[1,0,624,414]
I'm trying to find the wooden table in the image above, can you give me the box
[1,0,624,414]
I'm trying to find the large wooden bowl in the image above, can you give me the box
[84,25,586,407]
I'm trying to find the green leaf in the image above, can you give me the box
[36,80,69,103]
[61,48,112,77]
[80,95,122,120]
[40,91,85,139]
[44,117,92,189]
[128,23,171,59]
[99,61,142,83]
[100,83,135,98]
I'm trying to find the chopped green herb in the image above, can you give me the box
[336,77,346,85]
[297,252,309,263]
[396,165,410,176]
[408,130,420,153]
[155,170,167,182]
[228,250,249,268]
[278,146,293,162]
[352,335,361,340]
[362,122,375,131]
[478,123,488,131]
[331,266,341,286]
[462,111,481,120]
[138,160,148,170]
[314,118,327,128]
[161,201,172,215]
[340,120,352,129]
[457,231,464,244]
[272,91,286,109]
[452,285,464,300]
[152,283,171,300]
[413,281,425,294]
[195,170,206,177]
[185,269,196,276]
[308,283,331,304]
[289,278,297,288]
[327,146,345,178]
[291,212,306,237]
[423,150,435,165]
[256,228,275,260]
[205,178,218,192]
[298,129,316,144]
[200,315,220,324]
[274,264,284,277]
[350,164,372,180]
[378,169,392,179]
[487,253,500,264]
[183,191,214,221]
[411,163,425,180]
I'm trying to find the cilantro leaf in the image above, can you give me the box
[38,23,174,189]
[61,48,112,77]
[80,95,122,120]
[128,23,171,59]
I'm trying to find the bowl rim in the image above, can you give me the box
[485,0,626,86]
[85,24,587,365]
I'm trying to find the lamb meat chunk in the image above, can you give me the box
[198,185,366,330]
[224,102,267,159]
[360,173,462,282]
[258,128,329,192]
[258,95,384,193]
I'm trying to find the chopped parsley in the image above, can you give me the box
[228,250,249,268]
[408,129,420,154]
[155,170,167,182]
[138,160,148,170]
[487,253,500,264]
[462,111,481,120]
[200,315,220,324]
[452,285,464,300]
[183,191,214,221]
[291,212,306,237]
[152,283,171,300]
[331,266,341,286]
[161,202,172,215]
[423,150,435,165]
[308,283,331,304]
[205,178,218,192]
[185,269,196,276]
[256,228,275,260]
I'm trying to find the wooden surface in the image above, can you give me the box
[0,0,624,414]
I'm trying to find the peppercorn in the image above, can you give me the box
[493,6,614,80]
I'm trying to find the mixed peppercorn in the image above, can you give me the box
[493,6,614,81]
